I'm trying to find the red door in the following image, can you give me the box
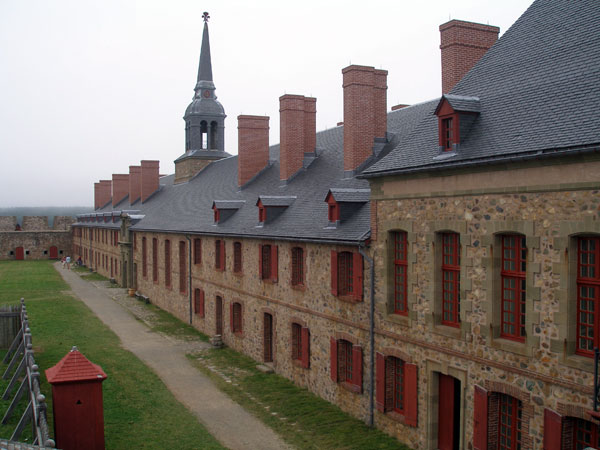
[49,246,58,259]
[15,247,24,260]
[438,374,460,450]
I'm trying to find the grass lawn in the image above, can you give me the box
[0,260,224,449]
[188,348,410,450]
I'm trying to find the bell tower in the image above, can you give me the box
[175,12,229,184]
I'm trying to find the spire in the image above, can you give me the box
[195,12,213,91]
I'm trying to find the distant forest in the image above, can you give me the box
[0,206,93,227]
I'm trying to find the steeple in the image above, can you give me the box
[176,12,229,184]
[196,13,213,88]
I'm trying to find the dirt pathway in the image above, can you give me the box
[56,264,291,450]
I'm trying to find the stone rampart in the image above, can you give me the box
[0,217,17,231]
[21,216,49,231]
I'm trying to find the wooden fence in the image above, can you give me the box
[1,299,55,447]
[0,305,20,349]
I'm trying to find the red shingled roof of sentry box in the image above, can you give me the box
[45,347,107,384]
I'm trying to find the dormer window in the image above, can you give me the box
[212,200,245,225]
[255,196,295,225]
[434,94,480,154]
[324,189,370,226]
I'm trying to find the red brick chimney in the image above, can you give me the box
[342,65,388,172]
[280,95,304,181]
[440,20,499,93]
[97,180,112,209]
[140,160,160,203]
[304,97,317,159]
[128,165,142,205]
[94,183,101,210]
[237,115,270,187]
[112,174,129,207]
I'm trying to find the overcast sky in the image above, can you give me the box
[0,0,532,207]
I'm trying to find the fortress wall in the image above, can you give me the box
[0,217,17,231]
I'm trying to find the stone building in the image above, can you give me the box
[0,216,74,260]
[72,1,600,448]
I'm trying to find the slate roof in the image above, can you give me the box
[363,0,600,177]
[76,0,599,242]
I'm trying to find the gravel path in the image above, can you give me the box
[56,264,291,450]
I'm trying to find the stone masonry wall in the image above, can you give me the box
[133,232,375,424]
[75,226,122,284]
[368,162,599,449]
[0,217,17,231]
[0,231,72,260]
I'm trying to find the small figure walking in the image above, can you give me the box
[61,256,66,268]
[66,256,71,270]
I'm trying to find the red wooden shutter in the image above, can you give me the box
[543,409,562,450]
[258,245,263,279]
[200,289,205,317]
[352,345,363,393]
[330,337,338,382]
[353,252,363,300]
[271,245,278,283]
[404,363,418,427]
[220,240,226,271]
[473,385,488,450]
[301,327,310,369]
[376,352,385,412]
[331,251,338,296]
[229,302,234,330]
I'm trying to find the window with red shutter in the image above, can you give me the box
[261,245,271,280]
[393,231,408,315]
[232,302,242,334]
[233,242,242,273]
[441,232,460,327]
[194,238,202,265]
[215,239,225,271]
[300,326,310,369]
[291,247,304,286]
[291,323,302,361]
[164,240,171,288]
[331,251,338,295]
[142,237,147,278]
[576,236,600,356]
[194,288,205,317]
[263,313,273,362]
[338,252,353,296]
[501,235,527,341]
[152,238,158,283]
[330,337,338,382]
[179,240,186,294]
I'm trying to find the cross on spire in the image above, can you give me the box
[202,11,210,23]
